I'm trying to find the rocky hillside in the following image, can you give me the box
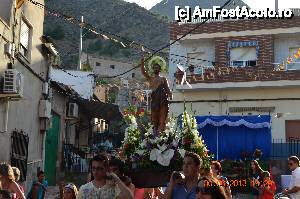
[150,0,249,20]
[44,0,170,69]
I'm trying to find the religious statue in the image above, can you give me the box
[141,56,172,133]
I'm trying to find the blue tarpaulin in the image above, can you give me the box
[195,115,272,160]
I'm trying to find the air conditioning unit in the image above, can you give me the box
[3,69,23,98]
[4,42,15,57]
[68,103,78,118]
[40,118,51,132]
[39,100,51,118]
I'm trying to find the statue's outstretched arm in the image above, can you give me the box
[141,58,150,80]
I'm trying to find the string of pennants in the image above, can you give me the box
[21,0,300,82]
[25,0,152,53]
[23,0,244,81]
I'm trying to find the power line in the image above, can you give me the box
[28,0,234,78]
[99,0,234,78]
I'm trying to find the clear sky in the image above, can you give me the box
[123,0,300,10]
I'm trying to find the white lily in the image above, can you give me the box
[158,144,167,152]
[172,140,178,147]
[178,149,186,158]
[150,149,159,161]
[157,149,175,166]
[136,149,145,156]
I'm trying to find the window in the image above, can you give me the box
[96,62,101,66]
[187,52,206,74]
[230,47,257,67]
[287,47,300,70]
[286,120,300,140]
[19,18,31,59]
[110,65,115,69]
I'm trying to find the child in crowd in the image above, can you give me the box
[259,171,276,199]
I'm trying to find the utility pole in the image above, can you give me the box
[78,16,83,70]
[275,0,278,10]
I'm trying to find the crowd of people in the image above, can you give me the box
[1,154,300,199]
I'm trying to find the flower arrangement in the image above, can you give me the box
[121,107,212,171]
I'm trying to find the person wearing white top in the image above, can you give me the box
[283,156,300,199]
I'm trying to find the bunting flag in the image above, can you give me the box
[16,0,25,9]
[120,42,126,48]
[101,34,109,40]
[278,48,300,70]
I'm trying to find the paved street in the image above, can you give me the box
[45,186,60,199]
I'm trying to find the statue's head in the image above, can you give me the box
[153,63,161,75]
[148,56,167,75]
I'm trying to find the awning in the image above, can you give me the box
[196,115,271,129]
[195,115,271,160]
[76,98,123,121]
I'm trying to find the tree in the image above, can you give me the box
[49,25,65,40]
[88,40,103,53]
[121,49,131,58]
[101,42,119,56]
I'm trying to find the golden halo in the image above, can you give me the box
[148,56,167,73]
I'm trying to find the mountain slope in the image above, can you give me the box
[150,0,249,21]
[44,0,170,69]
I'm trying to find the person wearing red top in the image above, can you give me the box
[259,171,276,199]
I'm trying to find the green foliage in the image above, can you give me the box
[45,25,65,40]
[100,42,120,56]
[83,30,97,39]
[81,63,93,71]
[107,91,117,103]
[44,0,169,69]
[121,49,132,57]
[95,78,108,86]
[88,40,103,53]
[161,15,171,22]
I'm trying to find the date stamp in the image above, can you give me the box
[203,178,272,188]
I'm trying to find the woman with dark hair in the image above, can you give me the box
[0,163,25,199]
[196,167,227,199]
[211,161,232,199]
[249,160,264,199]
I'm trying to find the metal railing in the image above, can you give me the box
[271,138,300,159]
[63,143,89,173]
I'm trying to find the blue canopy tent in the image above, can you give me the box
[195,115,272,160]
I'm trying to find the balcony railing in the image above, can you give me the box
[273,62,300,71]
